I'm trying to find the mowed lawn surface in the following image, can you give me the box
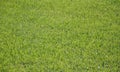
[0,0,120,72]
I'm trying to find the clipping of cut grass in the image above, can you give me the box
[0,0,120,72]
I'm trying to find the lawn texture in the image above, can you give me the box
[0,0,120,72]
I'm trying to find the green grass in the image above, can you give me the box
[0,0,120,72]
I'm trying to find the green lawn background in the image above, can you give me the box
[0,0,120,72]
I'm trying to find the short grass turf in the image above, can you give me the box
[0,0,120,72]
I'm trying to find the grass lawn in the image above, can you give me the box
[0,0,120,72]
